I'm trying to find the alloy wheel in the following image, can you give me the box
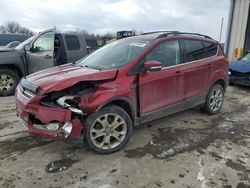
[0,74,15,92]
[209,87,223,112]
[90,113,127,150]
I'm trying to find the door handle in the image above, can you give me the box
[45,54,52,59]
[176,71,181,74]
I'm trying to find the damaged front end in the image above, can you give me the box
[16,65,118,140]
[16,79,97,140]
[229,70,250,86]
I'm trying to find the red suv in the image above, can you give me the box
[16,31,228,154]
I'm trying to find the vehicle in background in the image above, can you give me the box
[0,34,29,46]
[229,53,250,86]
[16,31,228,154]
[0,29,89,96]
[6,41,21,48]
[85,38,99,54]
[116,30,135,39]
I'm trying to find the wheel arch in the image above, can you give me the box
[210,78,228,91]
[0,64,24,78]
[97,97,136,123]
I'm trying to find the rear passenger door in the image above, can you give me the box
[180,39,209,100]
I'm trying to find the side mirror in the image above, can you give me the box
[24,44,31,51]
[144,60,162,72]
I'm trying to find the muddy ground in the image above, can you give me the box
[0,86,250,188]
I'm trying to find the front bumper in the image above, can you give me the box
[15,86,84,140]
[229,75,250,86]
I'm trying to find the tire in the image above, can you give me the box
[84,105,133,154]
[204,84,225,115]
[0,68,20,96]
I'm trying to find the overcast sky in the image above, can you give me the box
[0,0,230,41]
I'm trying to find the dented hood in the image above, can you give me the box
[26,63,118,93]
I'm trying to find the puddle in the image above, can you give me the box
[236,182,250,188]
[125,104,250,159]
[226,160,246,172]
[0,136,53,159]
[46,158,78,173]
[125,121,248,159]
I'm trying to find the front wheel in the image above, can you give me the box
[204,84,225,115]
[84,105,133,154]
[0,68,19,96]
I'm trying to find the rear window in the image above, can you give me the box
[86,39,98,48]
[203,42,218,57]
[65,35,80,50]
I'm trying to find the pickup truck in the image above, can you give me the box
[0,29,89,96]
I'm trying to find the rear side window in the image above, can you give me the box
[65,35,80,50]
[203,42,218,57]
[182,40,206,62]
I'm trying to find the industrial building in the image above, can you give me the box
[226,0,250,60]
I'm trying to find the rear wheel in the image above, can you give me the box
[84,105,133,154]
[204,84,224,115]
[0,68,19,96]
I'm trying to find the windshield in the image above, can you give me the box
[77,37,152,70]
[15,35,36,50]
[242,53,250,61]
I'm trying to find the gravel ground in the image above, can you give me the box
[0,86,249,188]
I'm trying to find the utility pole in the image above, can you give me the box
[219,17,224,43]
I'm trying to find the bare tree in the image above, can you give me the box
[0,21,34,35]
[0,25,7,33]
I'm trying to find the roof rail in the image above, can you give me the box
[141,31,180,35]
[141,31,212,39]
[157,31,213,39]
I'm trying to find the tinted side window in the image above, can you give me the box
[183,40,206,62]
[145,40,180,67]
[204,42,218,57]
[65,35,80,50]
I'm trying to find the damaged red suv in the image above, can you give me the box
[16,31,228,154]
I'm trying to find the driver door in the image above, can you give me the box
[139,40,183,115]
[26,31,55,74]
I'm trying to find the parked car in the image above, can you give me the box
[116,30,135,39]
[16,31,228,154]
[229,53,250,86]
[6,41,21,48]
[0,29,89,96]
[0,41,22,51]
[0,33,30,46]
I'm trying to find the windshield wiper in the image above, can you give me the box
[84,65,102,70]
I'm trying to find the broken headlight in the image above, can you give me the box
[56,96,85,115]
